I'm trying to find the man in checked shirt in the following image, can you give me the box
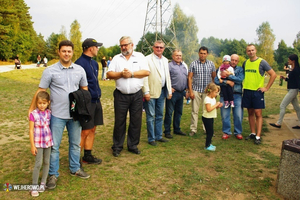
[188,46,216,136]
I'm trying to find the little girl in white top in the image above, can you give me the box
[202,83,223,151]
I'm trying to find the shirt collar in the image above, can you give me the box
[58,61,74,69]
[171,60,182,66]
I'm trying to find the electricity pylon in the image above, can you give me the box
[141,0,177,56]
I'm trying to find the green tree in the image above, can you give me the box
[46,33,60,60]
[168,3,199,65]
[107,45,121,58]
[69,20,82,61]
[30,33,46,62]
[200,37,222,57]
[274,40,296,70]
[56,26,68,50]
[256,21,275,67]
[293,31,300,54]
[0,0,38,61]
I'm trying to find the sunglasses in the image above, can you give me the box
[154,46,164,49]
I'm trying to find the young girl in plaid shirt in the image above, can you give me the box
[29,91,53,196]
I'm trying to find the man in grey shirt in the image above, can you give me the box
[29,40,90,190]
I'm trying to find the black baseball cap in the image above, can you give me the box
[82,38,103,50]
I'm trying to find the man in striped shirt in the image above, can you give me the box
[188,46,216,136]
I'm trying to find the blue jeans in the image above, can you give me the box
[220,94,243,135]
[164,91,184,134]
[49,115,82,177]
[145,89,166,142]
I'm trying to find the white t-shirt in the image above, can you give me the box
[202,96,217,118]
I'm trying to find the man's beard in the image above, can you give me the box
[122,49,133,56]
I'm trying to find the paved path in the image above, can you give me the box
[0,64,38,73]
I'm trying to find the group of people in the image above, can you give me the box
[27,35,299,196]
[36,55,48,67]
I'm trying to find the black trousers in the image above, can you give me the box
[112,89,143,151]
[202,116,214,148]
[221,85,233,102]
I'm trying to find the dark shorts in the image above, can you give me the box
[242,89,265,109]
[82,101,104,130]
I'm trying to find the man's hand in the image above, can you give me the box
[226,80,235,87]
[122,68,131,78]
[257,87,268,93]
[167,94,172,100]
[189,91,195,100]
[144,94,150,101]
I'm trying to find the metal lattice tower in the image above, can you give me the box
[141,0,177,55]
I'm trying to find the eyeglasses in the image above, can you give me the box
[154,46,164,49]
[120,43,132,48]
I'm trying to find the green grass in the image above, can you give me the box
[0,68,287,200]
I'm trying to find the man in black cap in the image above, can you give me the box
[75,38,104,164]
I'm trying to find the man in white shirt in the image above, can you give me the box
[107,36,150,157]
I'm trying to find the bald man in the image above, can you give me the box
[214,54,244,140]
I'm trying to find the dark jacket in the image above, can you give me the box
[69,89,92,126]
[75,53,101,103]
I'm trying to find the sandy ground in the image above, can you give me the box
[0,64,38,73]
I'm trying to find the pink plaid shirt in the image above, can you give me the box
[30,109,53,148]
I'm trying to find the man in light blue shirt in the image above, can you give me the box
[164,49,189,138]
[29,40,90,190]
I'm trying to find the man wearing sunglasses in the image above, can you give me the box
[143,40,172,146]
[75,38,104,165]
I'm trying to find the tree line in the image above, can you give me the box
[1,1,300,71]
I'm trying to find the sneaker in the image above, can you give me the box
[39,183,45,192]
[230,101,234,107]
[205,144,216,151]
[189,131,196,136]
[70,168,90,179]
[224,102,230,108]
[82,155,102,165]
[46,175,57,190]
[254,138,261,145]
[222,134,230,139]
[235,134,243,140]
[31,191,39,197]
[245,134,256,140]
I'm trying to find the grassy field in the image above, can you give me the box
[0,67,289,199]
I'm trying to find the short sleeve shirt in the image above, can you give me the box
[189,59,216,93]
[39,62,88,119]
[107,51,149,94]
[202,96,217,118]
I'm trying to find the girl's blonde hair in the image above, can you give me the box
[36,91,50,109]
[204,82,220,94]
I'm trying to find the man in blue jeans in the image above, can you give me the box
[214,54,244,140]
[164,49,189,138]
[143,40,172,146]
[29,40,90,190]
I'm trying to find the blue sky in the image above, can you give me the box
[25,0,300,48]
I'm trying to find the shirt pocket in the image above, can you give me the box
[72,73,82,85]
[52,73,65,85]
